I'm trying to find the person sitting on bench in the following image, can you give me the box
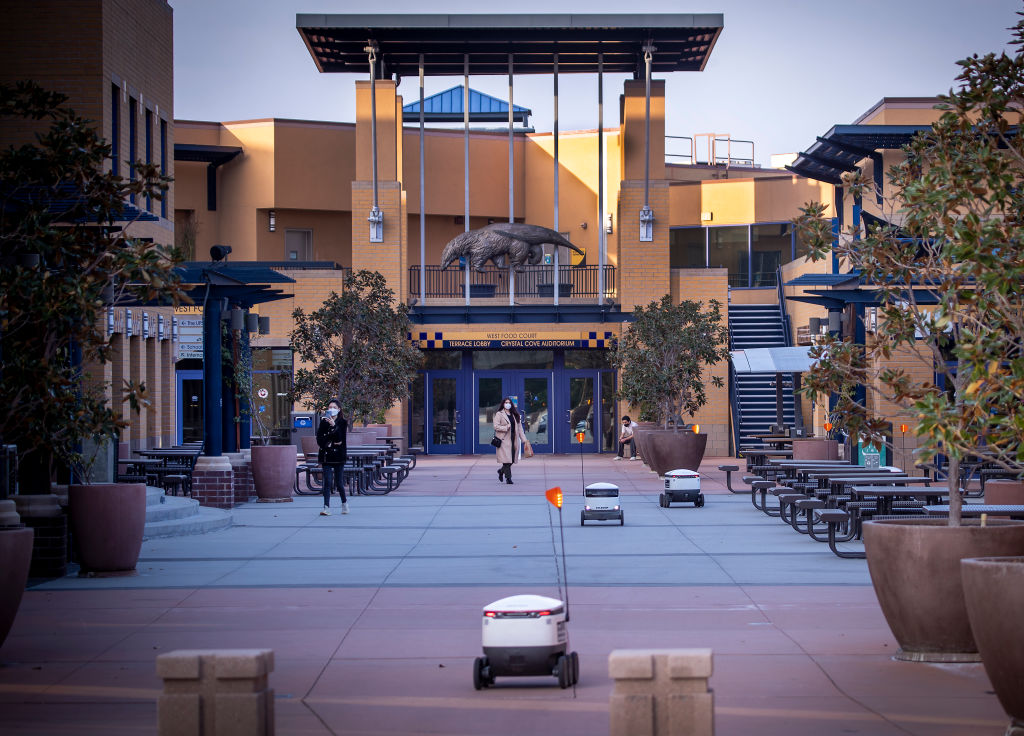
[614,416,639,461]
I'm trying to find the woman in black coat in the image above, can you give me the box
[316,398,348,515]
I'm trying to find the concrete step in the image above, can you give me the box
[145,495,200,523]
[143,506,233,539]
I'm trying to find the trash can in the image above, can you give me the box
[290,411,315,453]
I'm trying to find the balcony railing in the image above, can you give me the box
[408,264,616,301]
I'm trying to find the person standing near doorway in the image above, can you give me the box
[615,415,639,460]
[493,397,527,484]
[317,398,349,515]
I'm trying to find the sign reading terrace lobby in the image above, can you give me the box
[409,331,613,350]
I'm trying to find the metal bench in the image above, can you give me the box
[718,464,742,493]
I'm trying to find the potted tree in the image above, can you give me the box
[289,270,422,443]
[612,296,730,476]
[793,17,1024,663]
[0,82,185,576]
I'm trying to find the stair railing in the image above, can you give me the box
[727,316,743,457]
[776,266,793,348]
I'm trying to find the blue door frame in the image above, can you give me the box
[426,371,466,454]
[473,371,554,455]
[176,369,203,445]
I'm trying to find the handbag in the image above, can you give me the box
[523,441,534,458]
[490,435,503,448]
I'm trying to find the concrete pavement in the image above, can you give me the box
[0,454,1008,735]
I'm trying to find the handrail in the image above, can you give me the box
[776,266,793,348]
[409,264,616,299]
[726,319,743,457]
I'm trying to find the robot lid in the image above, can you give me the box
[664,469,700,478]
[585,482,619,492]
[483,594,565,615]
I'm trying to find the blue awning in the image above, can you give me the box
[0,183,160,223]
[786,124,930,186]
[784,271,861,288]
[403,85,531,124]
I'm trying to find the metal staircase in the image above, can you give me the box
[729,303,795,446]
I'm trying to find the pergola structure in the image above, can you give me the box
[296,14,723,307]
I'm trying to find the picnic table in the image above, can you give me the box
[850,485,949,515]
[923,504,1024,519]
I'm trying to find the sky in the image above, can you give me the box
[170,0,1021,167]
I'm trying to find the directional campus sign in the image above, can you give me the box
[408,330,614,350]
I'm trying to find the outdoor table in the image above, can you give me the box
[923,504,1024,519]
[850,484,949,515]
[379,435,404,450]
[822,474,927,496]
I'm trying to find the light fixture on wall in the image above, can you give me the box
[579,222,587,230]
[605,213,613,234]
[268,210,276,232]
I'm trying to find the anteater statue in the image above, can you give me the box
[440,223,586,272]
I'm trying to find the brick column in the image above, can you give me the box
[229,451,254,504]
[608,648,714,736]
[156,649,275,736]
[13,495,66,578]
[191,456,234,509]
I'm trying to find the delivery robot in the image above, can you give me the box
[474,594,579,689]
[581,482,623,525]
[660,468,705,508]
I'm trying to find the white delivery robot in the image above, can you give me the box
[581,482,623,525]
[661,468,705,508]
[474,594,579,689]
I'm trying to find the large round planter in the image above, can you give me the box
[632,422,660,465]
[0,525,34,647]
[641,430,709,476]
[68,483,146,576]
[962,556,1024,732]
[863,518,1024,662]
[985,479,1024,506]
[791,438,839,461]
[250,444,296,502]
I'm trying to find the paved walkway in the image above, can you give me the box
[0,455,1008,735]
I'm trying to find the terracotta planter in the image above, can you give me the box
[632,422,659,465]
[640,430,709,476]
[250,444,296,501]
[0,524,34,647]
[68,483,146,576]
[962,556,1024,731]
[985,479,1024,506]
[791,438,839,461]
[863,519,1024,662]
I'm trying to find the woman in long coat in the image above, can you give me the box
[493,396,527,484]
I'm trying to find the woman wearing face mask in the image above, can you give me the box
[493,397,527,484]
[316,399,349,515]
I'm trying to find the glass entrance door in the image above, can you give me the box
[474,372,553,454]
[176,370,203,444]
[557,371,601,453]
[427,371,465,454]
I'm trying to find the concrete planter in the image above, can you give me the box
[632,422,660,466]
[68,483,146,576]
[250,444,295,502]
[962,556,1024,733]
[791,438,839,461]
[985,479,1024,506]
[0,508,34,647]
[641,431,708,477]
[863,518,1024,662]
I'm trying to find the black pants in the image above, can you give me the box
[322,464,347,506]
[617,437,636,457]
[500,462,513,480]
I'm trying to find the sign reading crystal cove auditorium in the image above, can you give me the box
[407,330,614,349]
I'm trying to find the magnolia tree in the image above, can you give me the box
[793,14,1024,525]
[0,82,185,487]
[613,296,729,431]
[289,270,422,424]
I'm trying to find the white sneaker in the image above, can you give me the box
[320,508,331,516]
[342,503,350,515]
[613,456,622,461]
[629,456,640,461]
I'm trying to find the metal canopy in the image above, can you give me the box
[402,85,531,123]
[173,144,243,165]
[296,13,724,77]
[784,271,862,288]
[731,347,816,374]
[786,124,929,184]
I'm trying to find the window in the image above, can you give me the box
[110,84,120,175]
[128,96,137,203]
[471,351,553,370]
[160,119,168,218]
[564,350,612,369]
[422,350,462,370]
[708,226,749,288]
[670,228,706,268]
[251,348,293,444]
[285,229,312,261]
[145,108,153,212]
[751,223,794,287]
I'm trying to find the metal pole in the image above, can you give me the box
[509,54,515,307]
[553,51,559,307]
[639,42,655,241]
[366,42,382,241]
[419,54,426,304]
[464,55,470,306]
[598,50,604,304]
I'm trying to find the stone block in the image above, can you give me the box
[609,649,713,736]
[156,649,275,736]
